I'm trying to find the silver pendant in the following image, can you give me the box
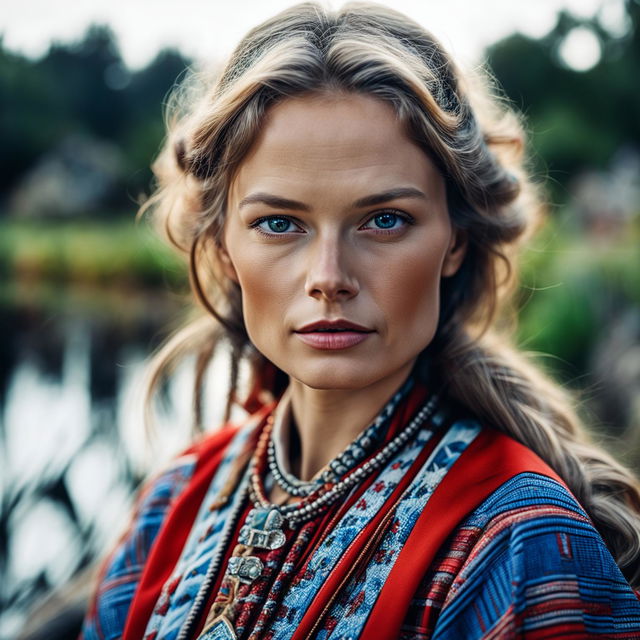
[226,555,264,584]
[238,506,287,550]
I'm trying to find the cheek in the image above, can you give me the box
[374,244,445,339]
[231,249,293,334]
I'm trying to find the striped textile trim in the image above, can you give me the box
[79,448,640,640]
[400,472,640,640]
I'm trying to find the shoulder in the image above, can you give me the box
[464,470,589,530]
[456,472,610,591]
[430,421,604,567]
[432,471,640,638]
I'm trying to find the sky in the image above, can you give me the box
[0,0,628,70]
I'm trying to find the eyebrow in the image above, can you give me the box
[237,187,428,211]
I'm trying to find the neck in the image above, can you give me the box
[286,363,415,481]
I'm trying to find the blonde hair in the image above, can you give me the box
[140,2,640,585]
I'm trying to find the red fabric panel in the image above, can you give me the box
[121,419,252,640]
[359,429,564,640]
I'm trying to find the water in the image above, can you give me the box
[0,288,232,639]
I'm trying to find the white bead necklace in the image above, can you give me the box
[249,392,439,529]
[266,377,415,498]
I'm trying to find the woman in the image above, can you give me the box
[81,3,640,639]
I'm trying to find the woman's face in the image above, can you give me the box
[223,92,466,391]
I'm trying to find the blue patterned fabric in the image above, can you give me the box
[266,418,480,639]
[401,473,640,639]
[80,424,640,639]
[81,453,198,640]
[143,422,255,640]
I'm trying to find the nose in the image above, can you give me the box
[304,235,359,302]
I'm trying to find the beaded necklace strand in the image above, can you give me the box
[266,376,415,497]
[250,392,438,529]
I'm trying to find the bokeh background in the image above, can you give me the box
[1,0,639,637]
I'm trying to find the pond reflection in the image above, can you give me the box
[0,289,227,639]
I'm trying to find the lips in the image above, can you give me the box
[294,319,374,350]
[295,319,374,333]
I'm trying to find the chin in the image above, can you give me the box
[287,362,389,392]
[298,377,368,391]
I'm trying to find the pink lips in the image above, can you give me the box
[294,319,374,350]
[295,332,370,349]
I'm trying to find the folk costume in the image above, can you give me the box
[81,376,640,639]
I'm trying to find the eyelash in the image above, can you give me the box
[249,209,415,237]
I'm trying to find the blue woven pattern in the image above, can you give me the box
[80,454,197,640]
[400,473,640,639]
[80,455,640,639]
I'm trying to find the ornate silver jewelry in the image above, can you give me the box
[251,392,438,529]
[267,376,415,497]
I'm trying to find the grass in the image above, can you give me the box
[0,217,188,290]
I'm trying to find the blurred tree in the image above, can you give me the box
[486,0,640,195]
[2,2,638,215]
[120,48,193,200]
[36,26,127,140]
[0,42,67,196]
[0,27,191,217]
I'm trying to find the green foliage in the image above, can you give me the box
[517,215,640,381]
[486,2,640,195]
[2,2,638,214]
[0,218,187,289]
[0,27,191,211]
[0,47,69,192]
[38,26,126,139]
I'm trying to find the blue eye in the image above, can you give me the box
[252,216,301,235]
[251,211,413,236]
[373,212,399,229]
[362,211,412,232]
[265,217,292,233]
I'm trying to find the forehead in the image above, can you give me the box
[228,92,445,206]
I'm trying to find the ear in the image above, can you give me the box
[441,228,467,278]
[218,242,240,285]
